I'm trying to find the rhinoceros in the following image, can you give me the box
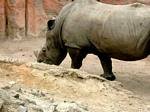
[37,0,150,81]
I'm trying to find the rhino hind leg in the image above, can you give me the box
[98,54,116,81]
[67,47,87,69]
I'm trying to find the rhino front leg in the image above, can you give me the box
[98,54,116,81]
[68,47,87,69]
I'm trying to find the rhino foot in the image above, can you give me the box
[100,74,116,81]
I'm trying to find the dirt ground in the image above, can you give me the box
[0,38,150,105]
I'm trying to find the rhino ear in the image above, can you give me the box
[47,19,55,30]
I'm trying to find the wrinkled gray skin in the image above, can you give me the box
[37,0,150,81]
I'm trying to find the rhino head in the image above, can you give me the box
[36,19,67,65]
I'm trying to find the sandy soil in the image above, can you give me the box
[0,38,150,105]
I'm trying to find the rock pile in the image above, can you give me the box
[0,59,149,112]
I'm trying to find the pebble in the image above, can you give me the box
[18,105,28,112]
[14,94,20,99]
[9,81,16,85]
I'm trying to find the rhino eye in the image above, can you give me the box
[42,48,46,52]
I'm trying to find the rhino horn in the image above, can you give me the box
[33,50,39,58]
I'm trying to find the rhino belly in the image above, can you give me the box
[91,36,148,61]
[89,11,150,60]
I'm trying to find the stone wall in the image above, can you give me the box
[0,0,149,39]
[0,0,5,39]
[0,0,66,39]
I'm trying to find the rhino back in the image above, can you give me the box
[92,3,150,60]
[62,1,98,49]
[62,2,150,60]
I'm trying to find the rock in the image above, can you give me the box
[9,81,16,85]
[147,105,150,111]
[18,105,28,112]
[0,89,10,103]
[0,54,25,65]
[1,84,11,90]
[0,60,149,112]
[26,62,106,82]
[0,99,4,110]
[14,94,20,99]
[55,102,88,112]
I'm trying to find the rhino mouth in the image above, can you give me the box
[37,58,54,65]
[43,58,54,64]
[34,50,44,63]
[34,50,57,65]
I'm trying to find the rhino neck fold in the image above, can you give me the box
[52,3,74,50]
